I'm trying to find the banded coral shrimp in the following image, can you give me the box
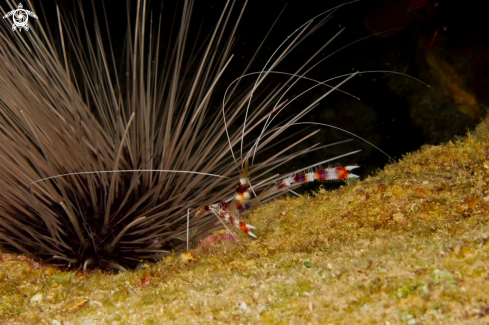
[180,3,432,250]
[0,0,428,271]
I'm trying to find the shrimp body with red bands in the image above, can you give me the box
[201,202,257,238]
[274,166,359,191]
[199,165,359,238]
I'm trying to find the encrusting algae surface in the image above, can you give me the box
[4,117,489,324]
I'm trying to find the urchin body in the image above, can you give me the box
[0,1,364,271]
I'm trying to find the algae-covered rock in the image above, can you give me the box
[4,119,489,324]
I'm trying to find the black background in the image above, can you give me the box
[3,0,489,190]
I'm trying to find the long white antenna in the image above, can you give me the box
[186,209,189,252]
[30,169,230,185]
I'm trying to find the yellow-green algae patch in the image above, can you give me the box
[4,120,489,324]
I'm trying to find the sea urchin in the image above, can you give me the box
[0,0,362,271]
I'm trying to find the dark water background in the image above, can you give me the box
[9,0,489,192]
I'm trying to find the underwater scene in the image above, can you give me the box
[1,0,489,323]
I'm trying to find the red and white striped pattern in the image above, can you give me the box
[273,166,359,192]
[206,202,256,238]
[201,166,359,238]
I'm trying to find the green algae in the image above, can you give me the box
[3,118,489,324]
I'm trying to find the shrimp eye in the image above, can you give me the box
[235,184,240,189]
